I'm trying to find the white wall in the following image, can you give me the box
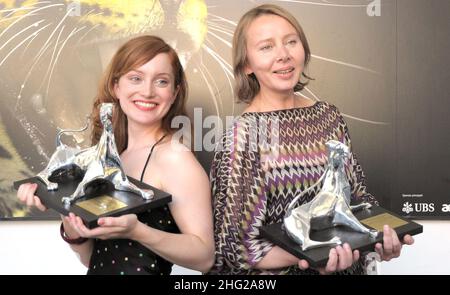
[0,220,86,274]
[379,220,450,275]
[0,220,199,275]
[0,220,448,275]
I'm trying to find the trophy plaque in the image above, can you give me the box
[14,103,171,228]
[260,205,422,267]
[13,176,171,229]
[260,140,423,267]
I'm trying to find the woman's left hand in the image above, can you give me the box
[66,212,139,240]
[375,225,414,261]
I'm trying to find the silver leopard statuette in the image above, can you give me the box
[283,140,378,251]
[36,119,90,191]
[36,103,154,207]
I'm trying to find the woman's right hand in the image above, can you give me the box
[17,183,47,211]
[17,184,84,240]
[298,243,359,275]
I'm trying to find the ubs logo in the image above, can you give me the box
[402,202,413,214]
[402,202,435,214]
[414,203,435,213]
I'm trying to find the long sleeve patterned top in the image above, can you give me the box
[208,101,378,275]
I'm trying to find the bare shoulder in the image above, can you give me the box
[154,137,209,197]
[155,138,202,173]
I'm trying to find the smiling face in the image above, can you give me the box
[244,14,306,98]
[113,53,177,129]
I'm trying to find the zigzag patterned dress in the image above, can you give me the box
[208,101,378,275]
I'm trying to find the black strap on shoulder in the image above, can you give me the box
[139,133,167,182]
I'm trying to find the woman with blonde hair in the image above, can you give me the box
[209,4,413,275]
